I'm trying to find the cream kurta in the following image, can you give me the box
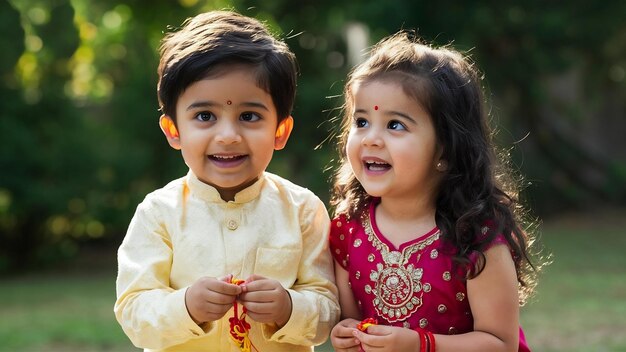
[115,171,339,351]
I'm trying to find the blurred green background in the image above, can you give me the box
[0,0,624,351]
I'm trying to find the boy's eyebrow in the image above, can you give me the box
[186,100,218,111]
[186,100,269,111]
[354,107,417,124]
[240,102,269,111]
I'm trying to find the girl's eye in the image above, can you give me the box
[240,112,261,122]
[354,117,368,128]
[388,120,406,130]
[195,112,215,122]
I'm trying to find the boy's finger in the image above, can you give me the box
[244,274,267,283]
[217,274,233,283]
[207,277,242,295]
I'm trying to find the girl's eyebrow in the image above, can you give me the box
[186,100,269,111]
[387,110,417,124]
[355,107,417,124]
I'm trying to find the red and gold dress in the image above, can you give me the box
[329,199,530,351]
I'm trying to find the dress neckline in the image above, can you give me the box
[368,199,439,252]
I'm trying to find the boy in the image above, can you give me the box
[114,10,339,351]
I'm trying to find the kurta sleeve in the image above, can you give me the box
[114,199,210,349]
[261,197,340,346]
[329,215,351,269]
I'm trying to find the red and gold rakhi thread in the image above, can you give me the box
[228,278,258,352]
[356,317,378,332]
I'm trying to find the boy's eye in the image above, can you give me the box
[240,112,261,122]
[354,117,368,128]
[195,112,215,122]
[388,120,406,130]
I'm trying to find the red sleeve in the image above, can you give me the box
[329,215,351,270]
[469,223,510,265]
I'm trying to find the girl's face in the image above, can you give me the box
[346,79,443,203]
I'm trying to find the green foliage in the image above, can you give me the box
[1,0,625,272]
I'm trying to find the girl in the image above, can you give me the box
[329,31,540,352]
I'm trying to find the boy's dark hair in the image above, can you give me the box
[157,10,297,123]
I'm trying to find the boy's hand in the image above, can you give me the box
[331,318,361,352]
[185,275,243,324]
[238,274,292,327]
[353,324,421,352]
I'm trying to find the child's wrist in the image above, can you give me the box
[414,327,436,352]
[276,288,293,327]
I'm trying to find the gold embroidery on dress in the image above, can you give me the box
[362,212,439,323]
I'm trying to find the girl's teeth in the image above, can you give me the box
[366,161,389,171]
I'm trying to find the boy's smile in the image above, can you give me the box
[161,64,291,201]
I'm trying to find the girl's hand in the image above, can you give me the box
[185,274,243,324]
[331,318,361,352]
[353,324,421,352]
[237,274,292,327]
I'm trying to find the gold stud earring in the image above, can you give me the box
[436,160,448,172]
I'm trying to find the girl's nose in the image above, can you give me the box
[362,128,384,147]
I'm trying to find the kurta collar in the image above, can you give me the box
[185,170,265,204]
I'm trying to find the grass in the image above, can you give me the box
[0,208,624,352]
[0,266,137,352]
[518,208,626,352]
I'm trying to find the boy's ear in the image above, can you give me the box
[274,116,294,150]
[159,115,181,150]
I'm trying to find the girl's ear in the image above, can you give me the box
[435,143,447,171]
[274,116,294,150]
[159,115,181,150]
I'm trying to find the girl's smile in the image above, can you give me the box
[362,157,392,173]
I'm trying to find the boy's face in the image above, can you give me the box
[160,65,292,201]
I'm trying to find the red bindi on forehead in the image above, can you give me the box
[374,105,379,110]
[227,100,232,105]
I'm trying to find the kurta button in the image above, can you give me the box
[227,219,238,230]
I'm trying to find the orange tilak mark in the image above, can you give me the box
[357,317,378,332]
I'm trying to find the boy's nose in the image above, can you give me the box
[215,121,242,144]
